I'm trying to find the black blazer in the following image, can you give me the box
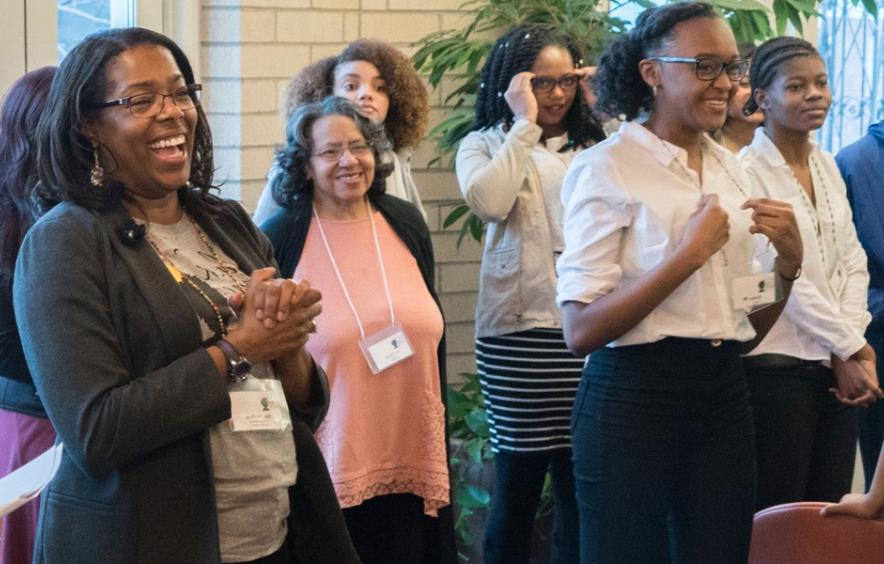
[15,197,359,564]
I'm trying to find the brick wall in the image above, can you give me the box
[201,0,479,378]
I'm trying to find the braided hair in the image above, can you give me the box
[593,2,719,121]
[472,25,606,150]
[743,36,820,116]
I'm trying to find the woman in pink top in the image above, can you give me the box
[260,96,455,564]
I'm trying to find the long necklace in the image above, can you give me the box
[185,214,248,294]
[146,234,229,335]
[791,154,838,270]
[657,135,750,198]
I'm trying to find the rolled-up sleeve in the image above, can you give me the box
[556,153,633,306]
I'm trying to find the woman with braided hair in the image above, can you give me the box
[455,24,606,564]
[558,3,803,562]
[739,36,879,511]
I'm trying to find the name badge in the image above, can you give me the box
[731,272,777,312]
[359,322,414,374]
[229,379,288,432]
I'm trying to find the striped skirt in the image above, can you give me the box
[475,328,584,454]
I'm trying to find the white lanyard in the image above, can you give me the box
[312,201,395,340]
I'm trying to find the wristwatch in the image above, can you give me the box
[215,339,252,383]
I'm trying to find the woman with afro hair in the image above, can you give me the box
[557,3,803,562]
[455,24,605,564]
[253,39,429,224]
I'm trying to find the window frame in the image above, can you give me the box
[3,0,199,95]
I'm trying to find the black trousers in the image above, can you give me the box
[745,357,858,510]
[482,449,579,564]
[343,493,443,564]
[572,339,756,564]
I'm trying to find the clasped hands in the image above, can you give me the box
[225,267,321,364]
[831,343,882,407]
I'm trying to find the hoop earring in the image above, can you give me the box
[90,147,105,187]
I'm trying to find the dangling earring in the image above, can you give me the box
[652,84,659,97]
[90,147,105,187]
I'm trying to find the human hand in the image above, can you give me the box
[821,492,884,519]
[225,268,321,363]
[830,344,882,406]
[574,66,598,108]
[741,198,803,278]
[676,193,730,268]
[504,72,539,123]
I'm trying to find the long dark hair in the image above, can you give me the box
[593,2,719,121]
[0,66,57,283]
[35,27,216,213]
[472,25,606,150]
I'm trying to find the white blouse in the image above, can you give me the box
[556,121,767,347]
[739,128,870,361]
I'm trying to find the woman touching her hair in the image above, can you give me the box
[253,39,429,224]
[557,3,802,562]
[455,24,606,564]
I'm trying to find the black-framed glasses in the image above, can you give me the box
[92,84,202,117]
[647,57,749,82]
[531,74,581,93]
[311,141,372,162]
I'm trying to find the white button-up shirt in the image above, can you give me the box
[739,128,870,361]
[556,121,764,347]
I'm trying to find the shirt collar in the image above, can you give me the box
[750,126,820,167]
[619,121,681,167]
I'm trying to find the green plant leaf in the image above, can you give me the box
[456,484,491,508]
[465,408,490,437]
[860,0,879,17]
[443,203,471,228]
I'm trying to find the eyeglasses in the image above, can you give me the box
[311,141,372,162]
[531,74,581,93]
[647,57,749,82]
[93,84,202,117]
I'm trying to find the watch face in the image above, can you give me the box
[232,359,252,377]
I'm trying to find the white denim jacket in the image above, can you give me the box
[456,119,580,338]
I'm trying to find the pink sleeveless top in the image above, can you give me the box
[294,211,450,516]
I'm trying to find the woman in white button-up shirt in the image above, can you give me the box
[739,36,881,512]
[556,4,803,563]
[455,25,607,564]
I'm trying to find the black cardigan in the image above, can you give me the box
[260,192,457,563]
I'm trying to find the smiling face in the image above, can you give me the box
[756,55,830,134]
[530,45,577,137]
[87,44,197,206]
[647,17,740,134]
[332,60,391,124]
[307,114,376,216]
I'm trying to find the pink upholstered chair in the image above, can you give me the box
[748,501,884,564]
